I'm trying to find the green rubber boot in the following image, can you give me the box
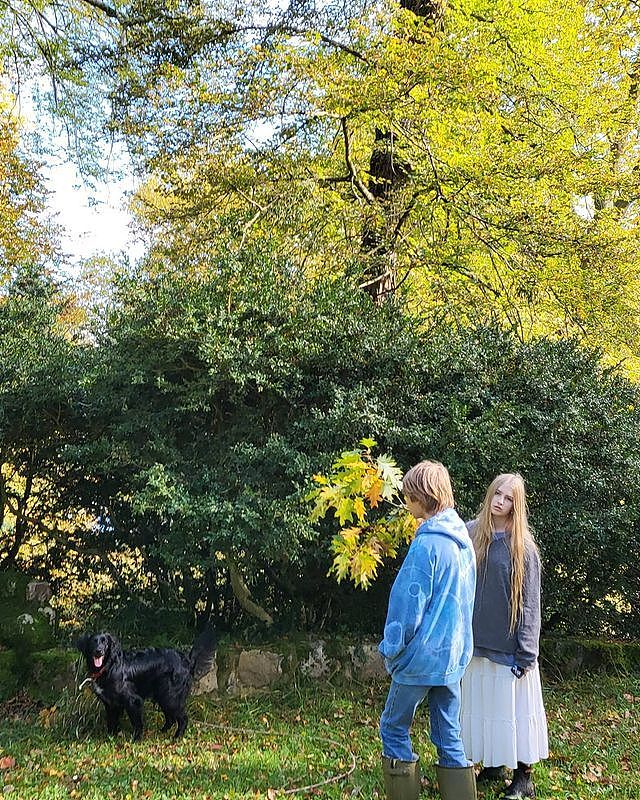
[382,755,421,800]
[435,764,477,800]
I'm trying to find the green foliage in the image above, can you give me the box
[307,439,415,588]
[412,328,640,638]
[0,1,639,642]
[0,569,29,601]
[541,636,640,678]
[0,604,55,653]
[81,600,196,649]
[0,572,56,668]
[6,1,640,361]
[0,267,87,577]
[0,649,19,701]
[0,90,55,278]
[78,0,640,369]
[57,251,640,638]
[25,648,80,705]
[71,252,420,629]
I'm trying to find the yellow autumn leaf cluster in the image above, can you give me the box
[307,439,416,588]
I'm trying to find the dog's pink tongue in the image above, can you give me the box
[93,655,104,669]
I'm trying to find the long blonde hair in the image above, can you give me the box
[471,473,538,634]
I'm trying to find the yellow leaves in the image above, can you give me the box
[330,527,381,588]
[38,706,57,729]
[363,471,384,508]
[353,497,366,523]
[351,545,384,590]
[336,527,360,550]
[336,497,354,525]
[308,439,414,589]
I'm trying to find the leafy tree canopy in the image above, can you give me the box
[112,0,640,369]
[0,88,55,279]
[0,266,87,574]
[4,1,640,366]
[56,252,640,636]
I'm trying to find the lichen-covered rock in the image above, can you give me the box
[237,649,283,688]
[349,643,387,681]
[26,581,53,605]
[300,640,335,679]
[193,655,219,695]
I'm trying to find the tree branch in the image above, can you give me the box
[223,551,274,625]
[341,117,376,204]
[80,0,118,18]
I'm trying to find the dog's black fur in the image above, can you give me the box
[77,627,217,740]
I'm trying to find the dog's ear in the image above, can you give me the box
[76,634,91,655]
[105,633,121,657]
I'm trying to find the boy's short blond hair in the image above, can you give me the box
[402,460,455,515]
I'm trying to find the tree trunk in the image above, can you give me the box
[360,0,446,303]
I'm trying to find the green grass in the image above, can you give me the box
[0,674,638,798]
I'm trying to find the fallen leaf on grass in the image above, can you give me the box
[0,757,16,770]
[42,767,64,778]
[584,763,608,784]
[38,707,57,728]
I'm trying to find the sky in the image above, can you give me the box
[43,157,144,275]
[13,81,144,276]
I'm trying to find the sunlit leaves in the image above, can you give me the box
[106,0,640,370]
[0,90,55,280]
[307,439,415,589]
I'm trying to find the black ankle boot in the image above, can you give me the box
[477,766,509,782]
[501,763,535,799]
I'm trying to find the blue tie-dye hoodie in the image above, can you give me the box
[379,507,476,686]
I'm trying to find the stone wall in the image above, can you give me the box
[193,638,388,696]
[3,634,639,704]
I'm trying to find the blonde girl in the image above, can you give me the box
[460,473,548,799]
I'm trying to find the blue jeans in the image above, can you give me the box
[380,679,468,767]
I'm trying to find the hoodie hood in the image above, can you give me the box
[416,507,473,549]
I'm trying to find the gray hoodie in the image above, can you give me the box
[466,521,541,669]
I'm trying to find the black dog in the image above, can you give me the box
[77,627,216,740]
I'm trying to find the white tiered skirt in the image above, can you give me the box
[461,656,549,769]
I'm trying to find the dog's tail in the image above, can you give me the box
[188,625,217,679]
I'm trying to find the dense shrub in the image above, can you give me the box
[391,328,640,639]
[61,253,640,638]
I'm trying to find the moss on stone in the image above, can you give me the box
[541,636,640,678]
[0,650,20,701]
[28,649,80,704]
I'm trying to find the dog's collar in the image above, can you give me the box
[89,666,105,679]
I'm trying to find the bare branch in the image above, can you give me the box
[79,0,118,19]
